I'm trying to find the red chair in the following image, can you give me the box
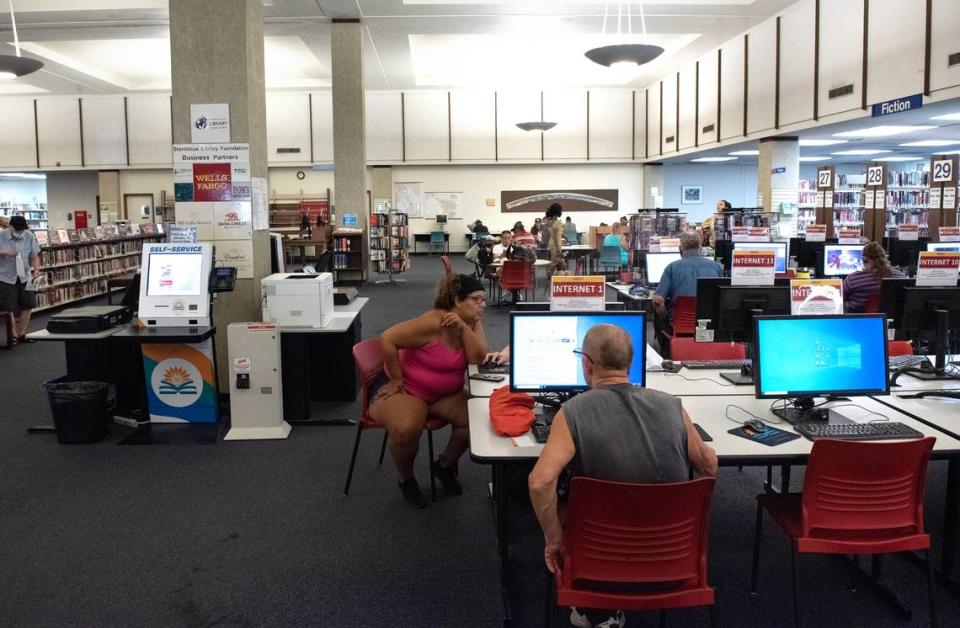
[440,255,452,275]
[864,293,881,313]
[888,340,913,357]
[670,338,747,361]
[498,260,533,308]
[343,338,447,502]
[751,438,938,628]
[551,477,716,626]
[671,296,697,336]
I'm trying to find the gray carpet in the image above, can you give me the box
[0,254,957,627]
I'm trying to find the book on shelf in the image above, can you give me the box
[35,230,48,246]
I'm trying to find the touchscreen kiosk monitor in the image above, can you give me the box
[138,243,214,327]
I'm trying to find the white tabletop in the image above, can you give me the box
[872,392,960,439]
[562,245,597,251]
[489,259,551,268]
[467,364,509,397]
[28,327,125,341]
[469,394,960,464]
[277,298,368,334]
[605,282,652,301]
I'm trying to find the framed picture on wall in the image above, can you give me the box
[681,186,703,204]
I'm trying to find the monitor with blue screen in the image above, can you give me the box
[754,314,889,402]
[733,241,788,273]
[510,311,646,393]
[822,244,864,276]
[928,242,960,253]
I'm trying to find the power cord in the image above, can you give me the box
[724,403,784,425]
[665,372,735,386]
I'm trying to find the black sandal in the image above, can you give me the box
[18,336,35,344]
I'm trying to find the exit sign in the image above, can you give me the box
[871,94,922,117]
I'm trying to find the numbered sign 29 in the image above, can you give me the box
[817,168,833,189]
[866,165,884,187]
[932,158,954,184]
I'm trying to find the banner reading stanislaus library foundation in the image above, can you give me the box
[550,276,605,312]
[731,250,776,286]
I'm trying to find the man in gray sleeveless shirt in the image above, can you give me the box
[529,324,717,628]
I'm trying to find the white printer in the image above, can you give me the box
[261,272,334,328]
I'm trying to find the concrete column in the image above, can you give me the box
[643,164,664,209]
[331,19,367,228]
[757,137,799,238]
[169,0,270,390]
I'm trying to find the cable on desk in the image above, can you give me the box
[821,402,891,424]
[665,372,734,387]
[725,404,784,425]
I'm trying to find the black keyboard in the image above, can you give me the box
[682,359,751,370]
[888,355,931,371]
[794,421,923,441]
[531,422,551,443]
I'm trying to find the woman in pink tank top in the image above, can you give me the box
[370,274,489,507]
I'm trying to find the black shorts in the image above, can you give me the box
[0,280,37,315]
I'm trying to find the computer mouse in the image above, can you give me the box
[661,359,674,370]
[744,419,767,432]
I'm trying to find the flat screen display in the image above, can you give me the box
[754,315,888,398]
[146,253,204,297]
[823,244,864,276]
[928,242,960,253]
[734,241,788,273]
[645,252,681,284]
[510,312,646,392]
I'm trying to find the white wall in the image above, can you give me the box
[388,163,645,251]
[45,171,98,228]
[0,179,46,206]
[266,168,336,201]
[119,170,173,202]
[663,164,758,222]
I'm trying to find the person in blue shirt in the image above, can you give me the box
[652,231,724,357]
[0,215,41,344]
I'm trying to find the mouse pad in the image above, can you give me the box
[728,424,800,447]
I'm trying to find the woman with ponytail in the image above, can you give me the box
[843,241,906,313]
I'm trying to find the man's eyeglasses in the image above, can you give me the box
[572,348,594,363]
[466,295,486,304]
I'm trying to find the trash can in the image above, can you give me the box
[42,377,115,444]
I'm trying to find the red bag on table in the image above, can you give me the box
[489,385,536,437]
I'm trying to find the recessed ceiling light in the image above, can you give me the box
[691,156,737,162]
[728,150,758,156]
[875,156,925,162]
[830,149,893,156]
[799,139,848,146]
[833,125,937,138]
[899,140,960,147]
[799,156,831,162]
[930,112,960,121]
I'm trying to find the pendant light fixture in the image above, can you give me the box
[515,92,557,133]
[0,0,43,80]
[584,1,662,70]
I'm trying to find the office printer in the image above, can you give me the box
[46,305,133,334]
[261,272,334,328]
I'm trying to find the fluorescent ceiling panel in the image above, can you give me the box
[691,156,736,162]
[831,149,892,156]
[875,156,924,162]
[0,82,48,94]
[409,33,699,87]
[899,140,960,147]
[833,125,936,138]
[799,139,847,146]
[728,150,758,156]
[11,1,166,10]
[18,36,329,90]
[404,0,754,4]
[799,156,831,162]
[930,112,960,121]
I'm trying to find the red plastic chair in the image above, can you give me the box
[343,338,447,502]
[440,255,452,275]
[670,338,747,361]
[751,438,938,628]
[498,260,533,308]
[864,293,881,313]
[888,340,913,357]
[551,477,716,625]
[671,296,697,336]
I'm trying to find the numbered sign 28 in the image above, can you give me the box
[932,159,954,184]
[866,165,884,186]
[817,168,833,189]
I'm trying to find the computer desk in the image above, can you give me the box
[468,394,960,623]
[605,281,653,311]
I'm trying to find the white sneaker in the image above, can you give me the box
[569,608,592,628]
[569,607,626,628]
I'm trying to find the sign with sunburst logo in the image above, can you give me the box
[143,341,218,423]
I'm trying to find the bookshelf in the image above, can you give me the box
[370,210,410,284]
[34,225,163,312]
[332,228,367,284]
[797,179,817,234]
[1,203,48,229]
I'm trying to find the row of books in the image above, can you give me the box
[332,253,361,270]
[42,257,139,287]
[332,237,361,253]
[41,240,147,269]
[369,236,410,250]
[885,189,928,210]
[887,168,927,188]
[371,212,409,227]
[373,259,411,274]
[35,280,110,310]
[34,223,163,246]
[369,249,411,261]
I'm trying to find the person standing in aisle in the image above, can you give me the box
[0,215,41,344]
[543,203,565,273]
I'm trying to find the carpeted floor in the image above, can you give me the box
[0,254,956,627]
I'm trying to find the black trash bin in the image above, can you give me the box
[42,377,115,444]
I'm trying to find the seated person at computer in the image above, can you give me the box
[511,222,536,246]
[602,229,629,267]
[528,324,717,628]
[371,274,489,508]
[843,241,906,313]
[652,231,724,357]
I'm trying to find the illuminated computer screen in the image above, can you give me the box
[146,253,204,297]
[754,314,889,399]
[733,241,788,273]
[645,252,681,284]
[510,312,646,393]
[436,214,448,225]
[822,244,864,276]
[928,242,960,253]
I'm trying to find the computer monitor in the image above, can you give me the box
[822,244,864,276]
[120,272,141,311]
[137,242,213,327]
[886,237,927,268]
[928,242,960,253]
[754,314,889,422]
[880,278,960,376]
[790,238,829,269]
[436,214,448,225]
[733,241,788,273]
[510,311,646,394]
[695,278,792,342]
[645,252,681,285]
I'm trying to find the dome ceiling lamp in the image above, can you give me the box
[0,0,43,81]
[585,1,663,73]
[516,92,557,132]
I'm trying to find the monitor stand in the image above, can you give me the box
[771,397,852,424]
[720,364,754,386]
[906,308,960,381]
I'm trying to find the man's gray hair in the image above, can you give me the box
[679,231,702,252]
[583,324,633,371]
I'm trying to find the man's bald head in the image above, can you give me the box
[583,324,633,371]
